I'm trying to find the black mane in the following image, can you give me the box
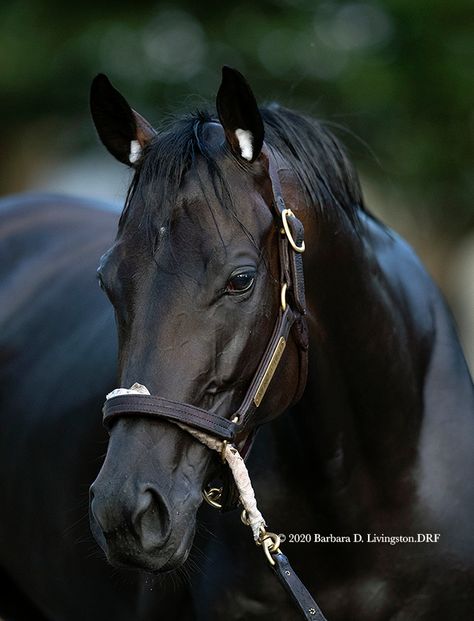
[120,105,364,244]
[261,105,363,224]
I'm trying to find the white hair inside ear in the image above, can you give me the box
[129,140,142,164]
[235,129,253,161]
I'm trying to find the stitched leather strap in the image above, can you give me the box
[286,216,306,314]
[272,552,328,621]
[103,395,238,441]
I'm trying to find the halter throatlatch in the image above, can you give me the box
[102,150,328,621]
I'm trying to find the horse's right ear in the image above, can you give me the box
[90,74,156,166]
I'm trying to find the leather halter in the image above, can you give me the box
[102,149,329,621]
[103,149,309,444]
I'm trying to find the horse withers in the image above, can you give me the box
[1,67,473,620]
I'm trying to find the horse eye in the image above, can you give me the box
[226,269,256,294]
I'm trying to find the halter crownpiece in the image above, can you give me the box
[102,150,328,621]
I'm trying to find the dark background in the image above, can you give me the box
[1,0,472,368]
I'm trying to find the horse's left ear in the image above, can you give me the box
[216,66,264,163]
[90,73,156,166]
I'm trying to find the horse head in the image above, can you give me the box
[88,68,307,572]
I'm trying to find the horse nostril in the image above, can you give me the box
[132,489,171,551]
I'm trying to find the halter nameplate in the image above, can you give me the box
[253,336,286,406]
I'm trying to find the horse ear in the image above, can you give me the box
[90,74,156,166]
[216,66,264,163]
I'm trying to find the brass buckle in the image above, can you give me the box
[281,209,305,253]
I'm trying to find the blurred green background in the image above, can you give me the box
[0,0,473,366]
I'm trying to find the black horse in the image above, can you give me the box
[1,68,473,620]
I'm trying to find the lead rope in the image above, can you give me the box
[106,383,328,621]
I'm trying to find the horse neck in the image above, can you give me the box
[295,207,425,507]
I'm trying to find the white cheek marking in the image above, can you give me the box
[235,128,253,161]
[129,139,142,164]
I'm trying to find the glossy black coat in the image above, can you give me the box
[1,72,473,620]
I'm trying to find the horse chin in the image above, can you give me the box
[95,522,196,574]
[156,531,195,573]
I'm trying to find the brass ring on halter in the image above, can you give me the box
[281,209,305,253]
[202,486,223,509]
[281,283,288,311]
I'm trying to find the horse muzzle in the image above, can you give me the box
[89,417,209,572]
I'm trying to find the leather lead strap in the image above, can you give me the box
[272,553,328,621]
